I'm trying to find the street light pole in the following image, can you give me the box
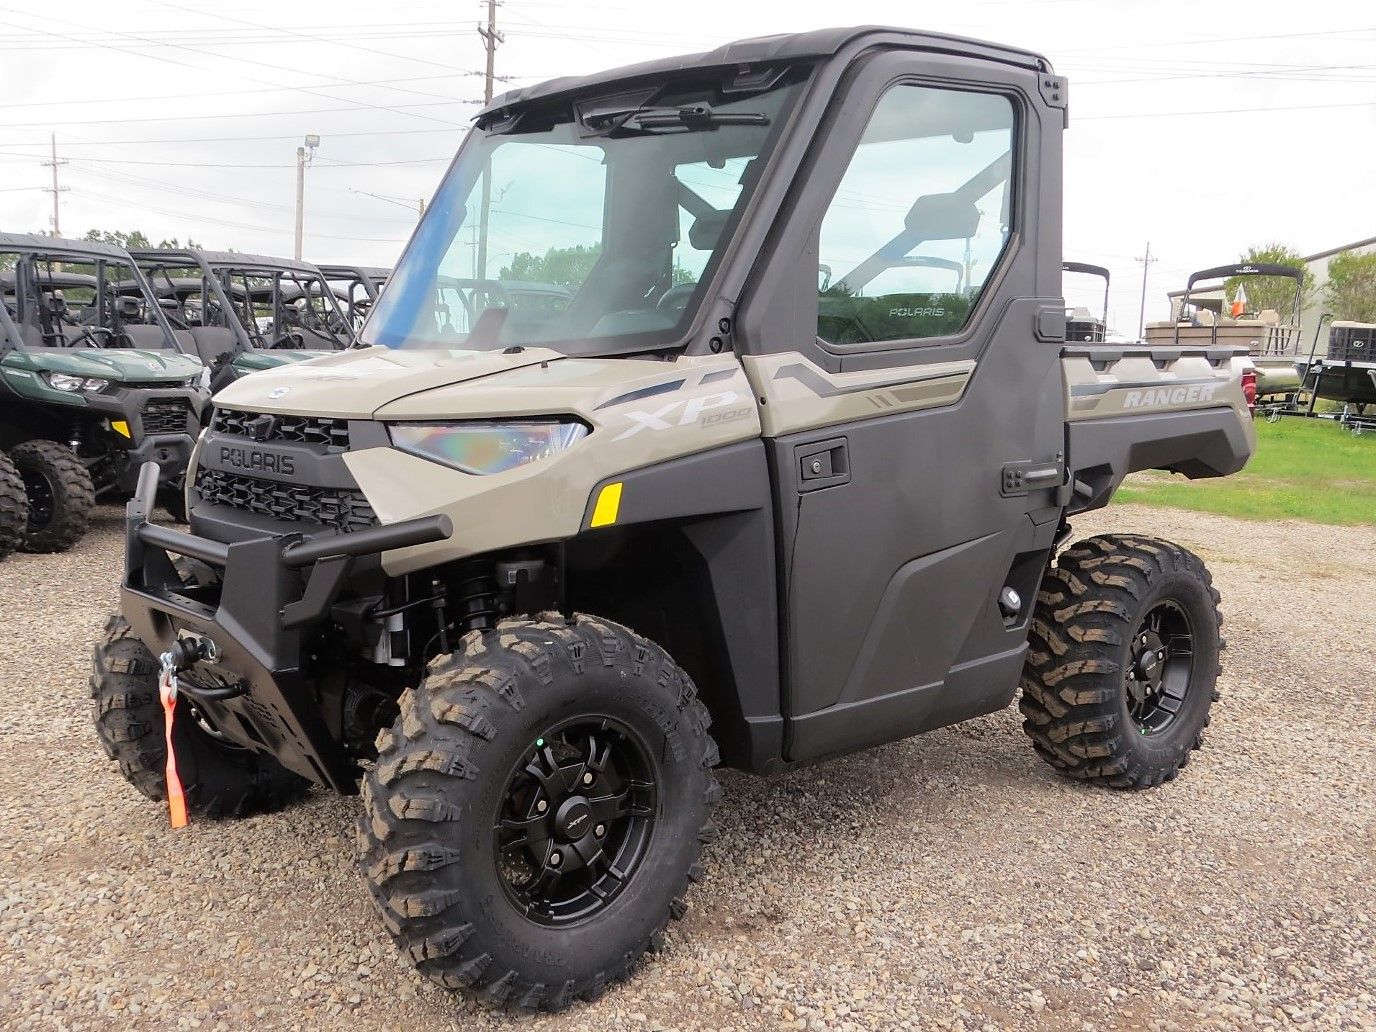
[294,134,320,260]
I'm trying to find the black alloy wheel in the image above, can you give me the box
[1125,600,1195,735]
[494,717,657,926]
[21,465,55,532]
[359,614,720,1012]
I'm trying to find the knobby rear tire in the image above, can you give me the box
[0,451,28,560]
[1019,534,1223,789]
[12,439,94,553]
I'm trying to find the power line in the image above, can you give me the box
[0,97,478,130]
[1056,25,1376,55]
[66,161,417,224]
[0,8,470,129]
[68,186,409,244]
[0,72,491,112]
[1079,98,1376,120]
[0,125,465,149]
[145,0,508,82]
[0,150,455,168]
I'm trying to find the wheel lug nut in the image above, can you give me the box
[582,772,594,785]
[594,824,605,838]
[549,850,562,867]
[535,799,547,813]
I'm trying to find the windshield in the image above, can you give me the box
[363,71,804,353]
[1,250,178,352]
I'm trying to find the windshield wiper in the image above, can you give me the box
[581,103,768,136]
[630,104,768,130]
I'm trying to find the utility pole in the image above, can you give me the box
[476,0,503,279]
[294,134,320,260]
[478,0,504,105]
[41,133,68,237]
[1135,242,1158,341]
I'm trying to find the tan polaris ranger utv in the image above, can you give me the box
[97,26,1257,1012]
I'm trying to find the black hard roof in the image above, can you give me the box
[131,247,324,276]
[0,232,137,262]
[481,25,1050,116]
[318,264,390,280]
[1,270,99,290]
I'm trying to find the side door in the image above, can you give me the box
[737,49,1068,763]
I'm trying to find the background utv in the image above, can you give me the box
[96,27,1256,1013]
[0,234,205,553]
[131,248,355,394]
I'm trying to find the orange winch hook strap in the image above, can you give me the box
[158,658,190,829]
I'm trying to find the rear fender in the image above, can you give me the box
[1061,346,1256,514]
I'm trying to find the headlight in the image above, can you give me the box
[46,373,107,392]
[389,420,589,475]
[47,372,84,392]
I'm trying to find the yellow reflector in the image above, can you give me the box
[590,482,623,528]
[110,420,131,438]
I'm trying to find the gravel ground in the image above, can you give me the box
[1,503,1373,1032]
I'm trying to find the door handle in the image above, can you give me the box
[796,437,850,493]
[1001,458,1064,497]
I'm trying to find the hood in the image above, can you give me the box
[232,349,334,373]
[212,345,567,417]
[5,347,203,383]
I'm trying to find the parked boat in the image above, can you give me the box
[1145,262,1305,398]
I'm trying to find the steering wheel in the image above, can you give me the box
[655,282,698,314]
[70,326,116,349]
[268,331,306,350]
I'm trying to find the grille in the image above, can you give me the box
[1329,323,1376,364]
[194,467,377,533]
[211,407,351,450]
[142,398,192,435]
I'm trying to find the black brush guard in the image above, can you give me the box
[121,461,452,791]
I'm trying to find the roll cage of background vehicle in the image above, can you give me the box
[132,249,354,355]
[318,265,389,331]
[0,234,185,353]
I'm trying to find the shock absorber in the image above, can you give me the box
[453,561,497,633]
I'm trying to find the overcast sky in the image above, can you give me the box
[0,0,1372,329]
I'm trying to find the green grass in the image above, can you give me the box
[1114,416,1376,526]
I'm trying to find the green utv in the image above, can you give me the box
[0,234,205,554]
[129,248,355,395]
[98,27,1258,1011]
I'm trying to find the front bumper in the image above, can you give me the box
[111,433,195,493]
[121,462,452,791]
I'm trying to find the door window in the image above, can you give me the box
[817,85,1015,347]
